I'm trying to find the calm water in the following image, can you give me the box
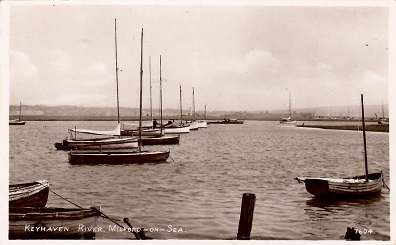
[9,120,390,240]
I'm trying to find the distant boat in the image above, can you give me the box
[210,119,244,124]
[69,25,170,164]
[188,87,199,130]
[197,105,208,128]
[294,94,383,199]
[9,102,26,125]
[9,206,101,239]
[9,180,49,207]
[157,85,190,134]
[280,92,296,124]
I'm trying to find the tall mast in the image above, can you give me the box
[288,92,291,118]
[138,28,144,152]
[19,101,22,121]
[361,94,369,182]
[149,56,153,124]
[180,85,183,122]
[382,101,385,118]
[205,105,206,120]
[114,19,120,124]
[193,87,196,121]
[160,55,163,135]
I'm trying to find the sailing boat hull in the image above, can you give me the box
[197,120,208,128]
[55,137,138,150]
[295,172,383,198]
[140,135,180,145]
[68,150,170,165]
[9,120,26,125]
[163,125,190,134]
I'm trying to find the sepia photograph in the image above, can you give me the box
[1,0,394,244]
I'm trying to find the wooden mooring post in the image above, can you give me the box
[237,193,256,240]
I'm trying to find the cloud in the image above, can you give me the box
[10,50,37,78]
[237,49,282,76]
[362,70,384,86]
[52,49,72,72]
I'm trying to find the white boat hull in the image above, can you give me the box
[163,125,190,134]
[197,120,208,128]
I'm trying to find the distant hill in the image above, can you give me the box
[8,104,388,121]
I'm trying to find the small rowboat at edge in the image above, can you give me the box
[9,180,50,207]
[294,95,384,199]
[294,172,383,198]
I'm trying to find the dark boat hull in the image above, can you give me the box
[9,207,101,239]
[209,120,244,124]
[140,135,180,145]
[9,180,50,207]
[68,150,170,165]
[9,121,26,125]
[298,172,383,199]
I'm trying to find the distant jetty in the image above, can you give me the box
[297,123,388,133]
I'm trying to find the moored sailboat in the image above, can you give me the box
[280,92,296,124]
[294,94,383,199]
[69,25,170,164]
[9,102,26,125]
[55,21,137,151]
[140,55,180,145]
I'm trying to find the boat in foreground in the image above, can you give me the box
[294,172,383,198]
[9,180,50,207]
[9,206,101,239]
[68,150,170,165]
[294,94,384,199]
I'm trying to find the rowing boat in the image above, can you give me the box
[9,207,101,239]
[9,180,49,207]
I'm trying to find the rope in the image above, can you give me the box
[382,178,390,191]
[169,154,175,162]
[39,182,142,239]
[381,171,390,191]
[38,182,83,209]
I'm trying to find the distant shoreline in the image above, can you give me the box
[297,123,389,133]
[8,115,387,123]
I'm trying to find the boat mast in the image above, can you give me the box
[180,85,183,122]
[114,19,120,124]
[361,94,369,182]
[149,56,153,125]
[382,100,385,119]
[205,104,206,120]
[288,92,291,118]
[19,101,22,121]
[160,55,163,135]
[138,28,144,152]
[193,87,196,121]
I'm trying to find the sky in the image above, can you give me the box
[3,1,393,112]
